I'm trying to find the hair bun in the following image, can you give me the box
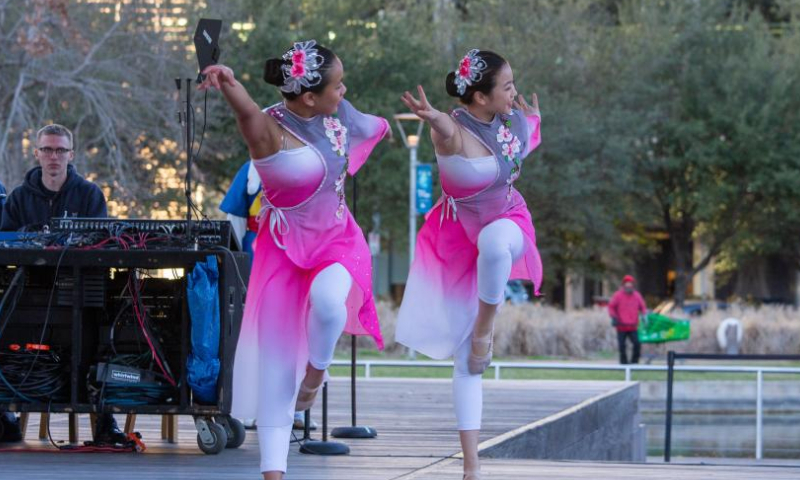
[445,71,461,98]
[263,58,286,86]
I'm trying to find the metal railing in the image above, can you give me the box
[331,358,800,381]
[664,352,800,462]
[330,356,800,460]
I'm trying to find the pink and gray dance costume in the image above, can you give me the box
[231,99,388,472]
[396,108,542,431]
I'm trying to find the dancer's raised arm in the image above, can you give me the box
[401,85,461,156]
[514,93,542,156]
[199,64,280,159]
[513,93,540,117]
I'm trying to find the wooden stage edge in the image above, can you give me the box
[1,378,799,479]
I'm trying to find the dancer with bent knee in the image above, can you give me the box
[199,40,388,479]
[396,49,543,480]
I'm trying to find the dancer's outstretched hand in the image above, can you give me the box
[198,64,237,91]
[514,93,540,117]
[401,85,442,122]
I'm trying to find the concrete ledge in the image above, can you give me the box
[478,382,643,462]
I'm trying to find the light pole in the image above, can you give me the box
[394,113,424,360]
[394,113,425,268]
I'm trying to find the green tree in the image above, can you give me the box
[617,1,800,304]
[196,0,800,305]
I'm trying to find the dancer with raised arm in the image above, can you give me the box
[199,40,388,479]
[395,49,543,480]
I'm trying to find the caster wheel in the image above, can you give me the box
[216,415,246,449]
[196,420,227,454]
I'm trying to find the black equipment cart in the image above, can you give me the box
[0,222,249,455]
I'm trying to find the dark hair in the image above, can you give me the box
[445,50,508,104]
[263,42,338,100]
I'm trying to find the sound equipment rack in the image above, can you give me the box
[0,232,250,453]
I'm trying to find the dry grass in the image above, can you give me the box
[340,302,800,358]
[666,305,800,356]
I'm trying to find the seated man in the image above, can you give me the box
[1,124,106,231]
[0,124,121,444]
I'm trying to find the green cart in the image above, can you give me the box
[638,312,691,343]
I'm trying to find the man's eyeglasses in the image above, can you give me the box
[37,147,72,156]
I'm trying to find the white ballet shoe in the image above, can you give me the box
[468,331,493,375]
[295,368,329,412]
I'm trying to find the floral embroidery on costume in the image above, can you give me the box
[324,116,348,156]
[496,116,522,199]
[325,114,349,219]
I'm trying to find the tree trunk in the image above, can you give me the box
[673,271,689,307]
[665,205,694,308]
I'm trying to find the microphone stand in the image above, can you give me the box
[332,175,377,439]
[175,77,195,247]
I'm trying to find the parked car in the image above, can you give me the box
[592,295,610,308]
[505,280,530,304]
[654,299,729,316]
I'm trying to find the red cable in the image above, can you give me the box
[127,276,176,387]
[78,237,114,250]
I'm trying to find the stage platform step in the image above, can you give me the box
[8,378,789,479]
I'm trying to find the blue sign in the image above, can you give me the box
[416,164,433,214]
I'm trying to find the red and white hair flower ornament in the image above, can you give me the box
[454,49,487,96]
[281,40,325,94]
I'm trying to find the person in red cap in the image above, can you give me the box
[608,275,647,364]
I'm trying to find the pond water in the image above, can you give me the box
[643,411,800,458]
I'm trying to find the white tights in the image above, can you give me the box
[259,263,352,473]
[476,219,525,305]
[307,263,352,371]
[453,219,524,431]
